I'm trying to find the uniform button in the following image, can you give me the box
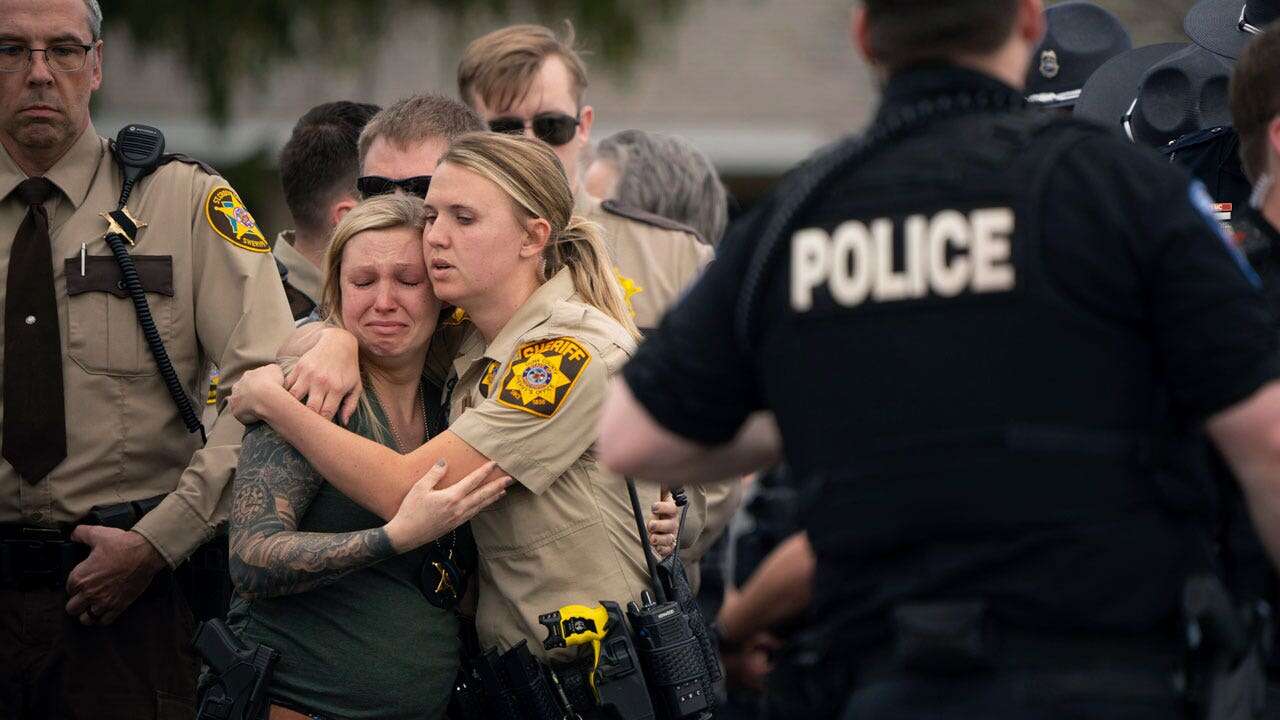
[29,511,43,522]
[24,315,35,325]
[116,280,125,291]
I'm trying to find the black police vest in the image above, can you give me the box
[751,109,1214,622]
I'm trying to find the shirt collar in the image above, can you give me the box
[877,63,1024,121]
[0,124,104,207]
[451,268,577,379]
[272,229,325,303]
[42,124,104,210]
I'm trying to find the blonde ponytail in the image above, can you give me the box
[544,215,640,340]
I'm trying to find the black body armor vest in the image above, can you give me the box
[746,104,1215,642]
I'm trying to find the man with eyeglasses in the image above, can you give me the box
[0,0,295,717]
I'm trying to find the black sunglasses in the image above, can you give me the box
[357,175,431,199]
[487,112,580,146]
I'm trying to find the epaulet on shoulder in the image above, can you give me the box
[600,199,705,244]
[158,152,220,177]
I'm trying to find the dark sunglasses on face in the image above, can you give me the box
[487,112,581,146]
[357,175,431,199]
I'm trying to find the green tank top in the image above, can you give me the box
[228,382,458,720]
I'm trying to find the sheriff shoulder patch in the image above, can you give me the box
[205,186,269,253]
[496,337,592,418]
[478,359,499,399]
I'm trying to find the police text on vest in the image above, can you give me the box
[790,208,1016,311]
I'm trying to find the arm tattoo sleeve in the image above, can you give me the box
[229,425,396,600]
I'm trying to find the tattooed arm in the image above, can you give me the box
[228,424,394,600]
[229,424,511,600]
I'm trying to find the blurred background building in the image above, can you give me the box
[93,0,1199,231]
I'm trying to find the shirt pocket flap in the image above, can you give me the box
[65,255,174,298]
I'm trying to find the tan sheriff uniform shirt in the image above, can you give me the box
[272,229,323,320]
[0,125,294,566]
[577,195,728,587]
[576,194,712,332]
[204,231,318,427]
[445,269,660,656]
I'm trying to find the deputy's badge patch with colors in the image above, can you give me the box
[479,360,499,399]
[496,337,592,418]
[205,187,269,253]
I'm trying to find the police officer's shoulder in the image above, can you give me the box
[546,301,636,365]
[157,157,272,255]
[1040,114,1196,193]
[158,151,221,177]
[994,110,1115,154]
[600,199,707,245]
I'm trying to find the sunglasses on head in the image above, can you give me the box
[487,112,581,146]
[357,175,431,200]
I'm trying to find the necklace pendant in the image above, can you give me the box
[433,561,455,594]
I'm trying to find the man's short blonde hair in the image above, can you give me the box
[357,94,484,169]
[458,23,589,112]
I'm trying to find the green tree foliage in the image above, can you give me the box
[108,0,686,124]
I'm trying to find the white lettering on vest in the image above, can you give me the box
[790,208,1016,312]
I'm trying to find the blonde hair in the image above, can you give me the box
[458,23,589,111]
[442,132,640,340]
[318,193,429,439]
[319,193,427,321]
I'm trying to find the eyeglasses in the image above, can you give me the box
[357,175,431,200]
[0,44,94,73]
[487,112,581,146]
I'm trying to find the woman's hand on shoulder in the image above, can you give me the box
[285,326,363,423]
[384,460,512,553]
[227,364,287,424]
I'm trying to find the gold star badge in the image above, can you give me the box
[614,268,643,318]
[100,207,147,246]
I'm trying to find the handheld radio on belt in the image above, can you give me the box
[105,124,206,443]
[622,479,715,720]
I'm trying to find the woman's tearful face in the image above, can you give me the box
[340,226,440,360]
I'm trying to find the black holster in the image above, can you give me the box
[455,641,567,720]
[1185,574,1272,720]
[193,618,279,720]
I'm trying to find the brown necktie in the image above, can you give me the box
[3,178,66,483]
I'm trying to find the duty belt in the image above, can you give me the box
[0,524,87,589]
[0,493,167,591]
